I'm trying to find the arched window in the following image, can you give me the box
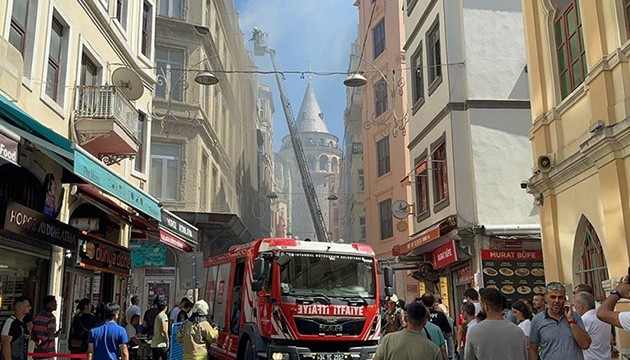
[578,222,608,301]
[319,155,329,172]
[331,157,339,173]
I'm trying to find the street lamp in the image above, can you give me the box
[343,54,409,138]
[150,56,220,134]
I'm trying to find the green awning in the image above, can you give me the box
[0,94,73,156]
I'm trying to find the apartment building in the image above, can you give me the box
[356,0,412,301]
[401,0,538,313]
[146,0,266,304]
[0,0,202,350]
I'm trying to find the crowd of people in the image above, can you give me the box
[0,294,218,360]
[375,279,630,360]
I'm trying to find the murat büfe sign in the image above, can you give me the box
[481,249,545,304]
[1,201,78,249]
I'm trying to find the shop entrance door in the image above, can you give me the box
[145,278,174,309]
[60,269,95,352]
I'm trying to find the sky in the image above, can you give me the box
[234,0,359,152]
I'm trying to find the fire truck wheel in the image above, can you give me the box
[241,337,257,360]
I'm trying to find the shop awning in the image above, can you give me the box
[76,184,153,230]
[392,215,458,256]
[0,94,161,221]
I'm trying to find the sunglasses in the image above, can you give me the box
[546,282,566,292]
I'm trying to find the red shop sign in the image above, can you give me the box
[432,240,458,269]
[159,228,192,252]
[481,249,543,261]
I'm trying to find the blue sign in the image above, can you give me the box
[130,242,167,267]
[73,150,161,220]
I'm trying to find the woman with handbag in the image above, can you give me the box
[68,299,99,355]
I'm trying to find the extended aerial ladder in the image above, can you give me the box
[251,28,330,243]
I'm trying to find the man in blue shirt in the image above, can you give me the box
[86,303,128,360]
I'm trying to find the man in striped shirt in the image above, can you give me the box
[32,296,61,359]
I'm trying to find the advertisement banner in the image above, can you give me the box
[0,132,18,165]
[130,242,167,267]
[481,249,545,304]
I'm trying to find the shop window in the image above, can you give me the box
[577,222,608,301]
[552,0,586,98]
[379,199,393,240]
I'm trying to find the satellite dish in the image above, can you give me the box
[111,67,144,101]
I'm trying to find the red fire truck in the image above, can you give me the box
[202,238,394,360]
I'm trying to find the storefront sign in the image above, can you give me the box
[432,241,458,269]
[80,237,132,275]
[393,226,440,256]
[130,242,166,267]
[481,249,544,304]
[1,201,78,249]
[161,210,198,243]
[0,132,18,165]
[73,150,161,220]
[159,229,192,252]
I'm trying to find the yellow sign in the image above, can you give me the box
[396,220,408,232]
[439,276,450,312]
[418,282,426,297]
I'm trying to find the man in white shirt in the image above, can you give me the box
[125,295,141,324]
[574,291,611,360]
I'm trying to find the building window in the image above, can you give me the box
[375,80,388,117]
[115,0,128,29]
[45,17,67,103]
[159,0,183,19]
[373,19,385,59]
[359,217,366,240]
[358,169,364,192]
[150,143,181,200]
[319,155,329,172]
[9,1,29,54]
[412,44,424,105]
[134,113,147,173]
[432,141,448,203]
[79,54,99,86]
[553,0,586,98]
[212,164,218,196]
[200,152,209,209]
[376,136,390,177]
[379,199,393,240]
[415,158,429,216]
[626,0,630,39]
[427,20,441,86]
[331,158,338,173]
[156,47,184,101]
[141,1,153,57]
[578,223,608,301]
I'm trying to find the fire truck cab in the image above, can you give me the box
[202,238,394,360]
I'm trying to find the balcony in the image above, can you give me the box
[74,86,139,164]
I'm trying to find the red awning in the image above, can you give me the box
[76,184,153,229]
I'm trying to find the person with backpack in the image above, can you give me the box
[1,296,31,360]
[68,299,99,355]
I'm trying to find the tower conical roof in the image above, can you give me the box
[295,80,329,133]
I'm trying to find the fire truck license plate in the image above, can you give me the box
[313,353,350,360]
